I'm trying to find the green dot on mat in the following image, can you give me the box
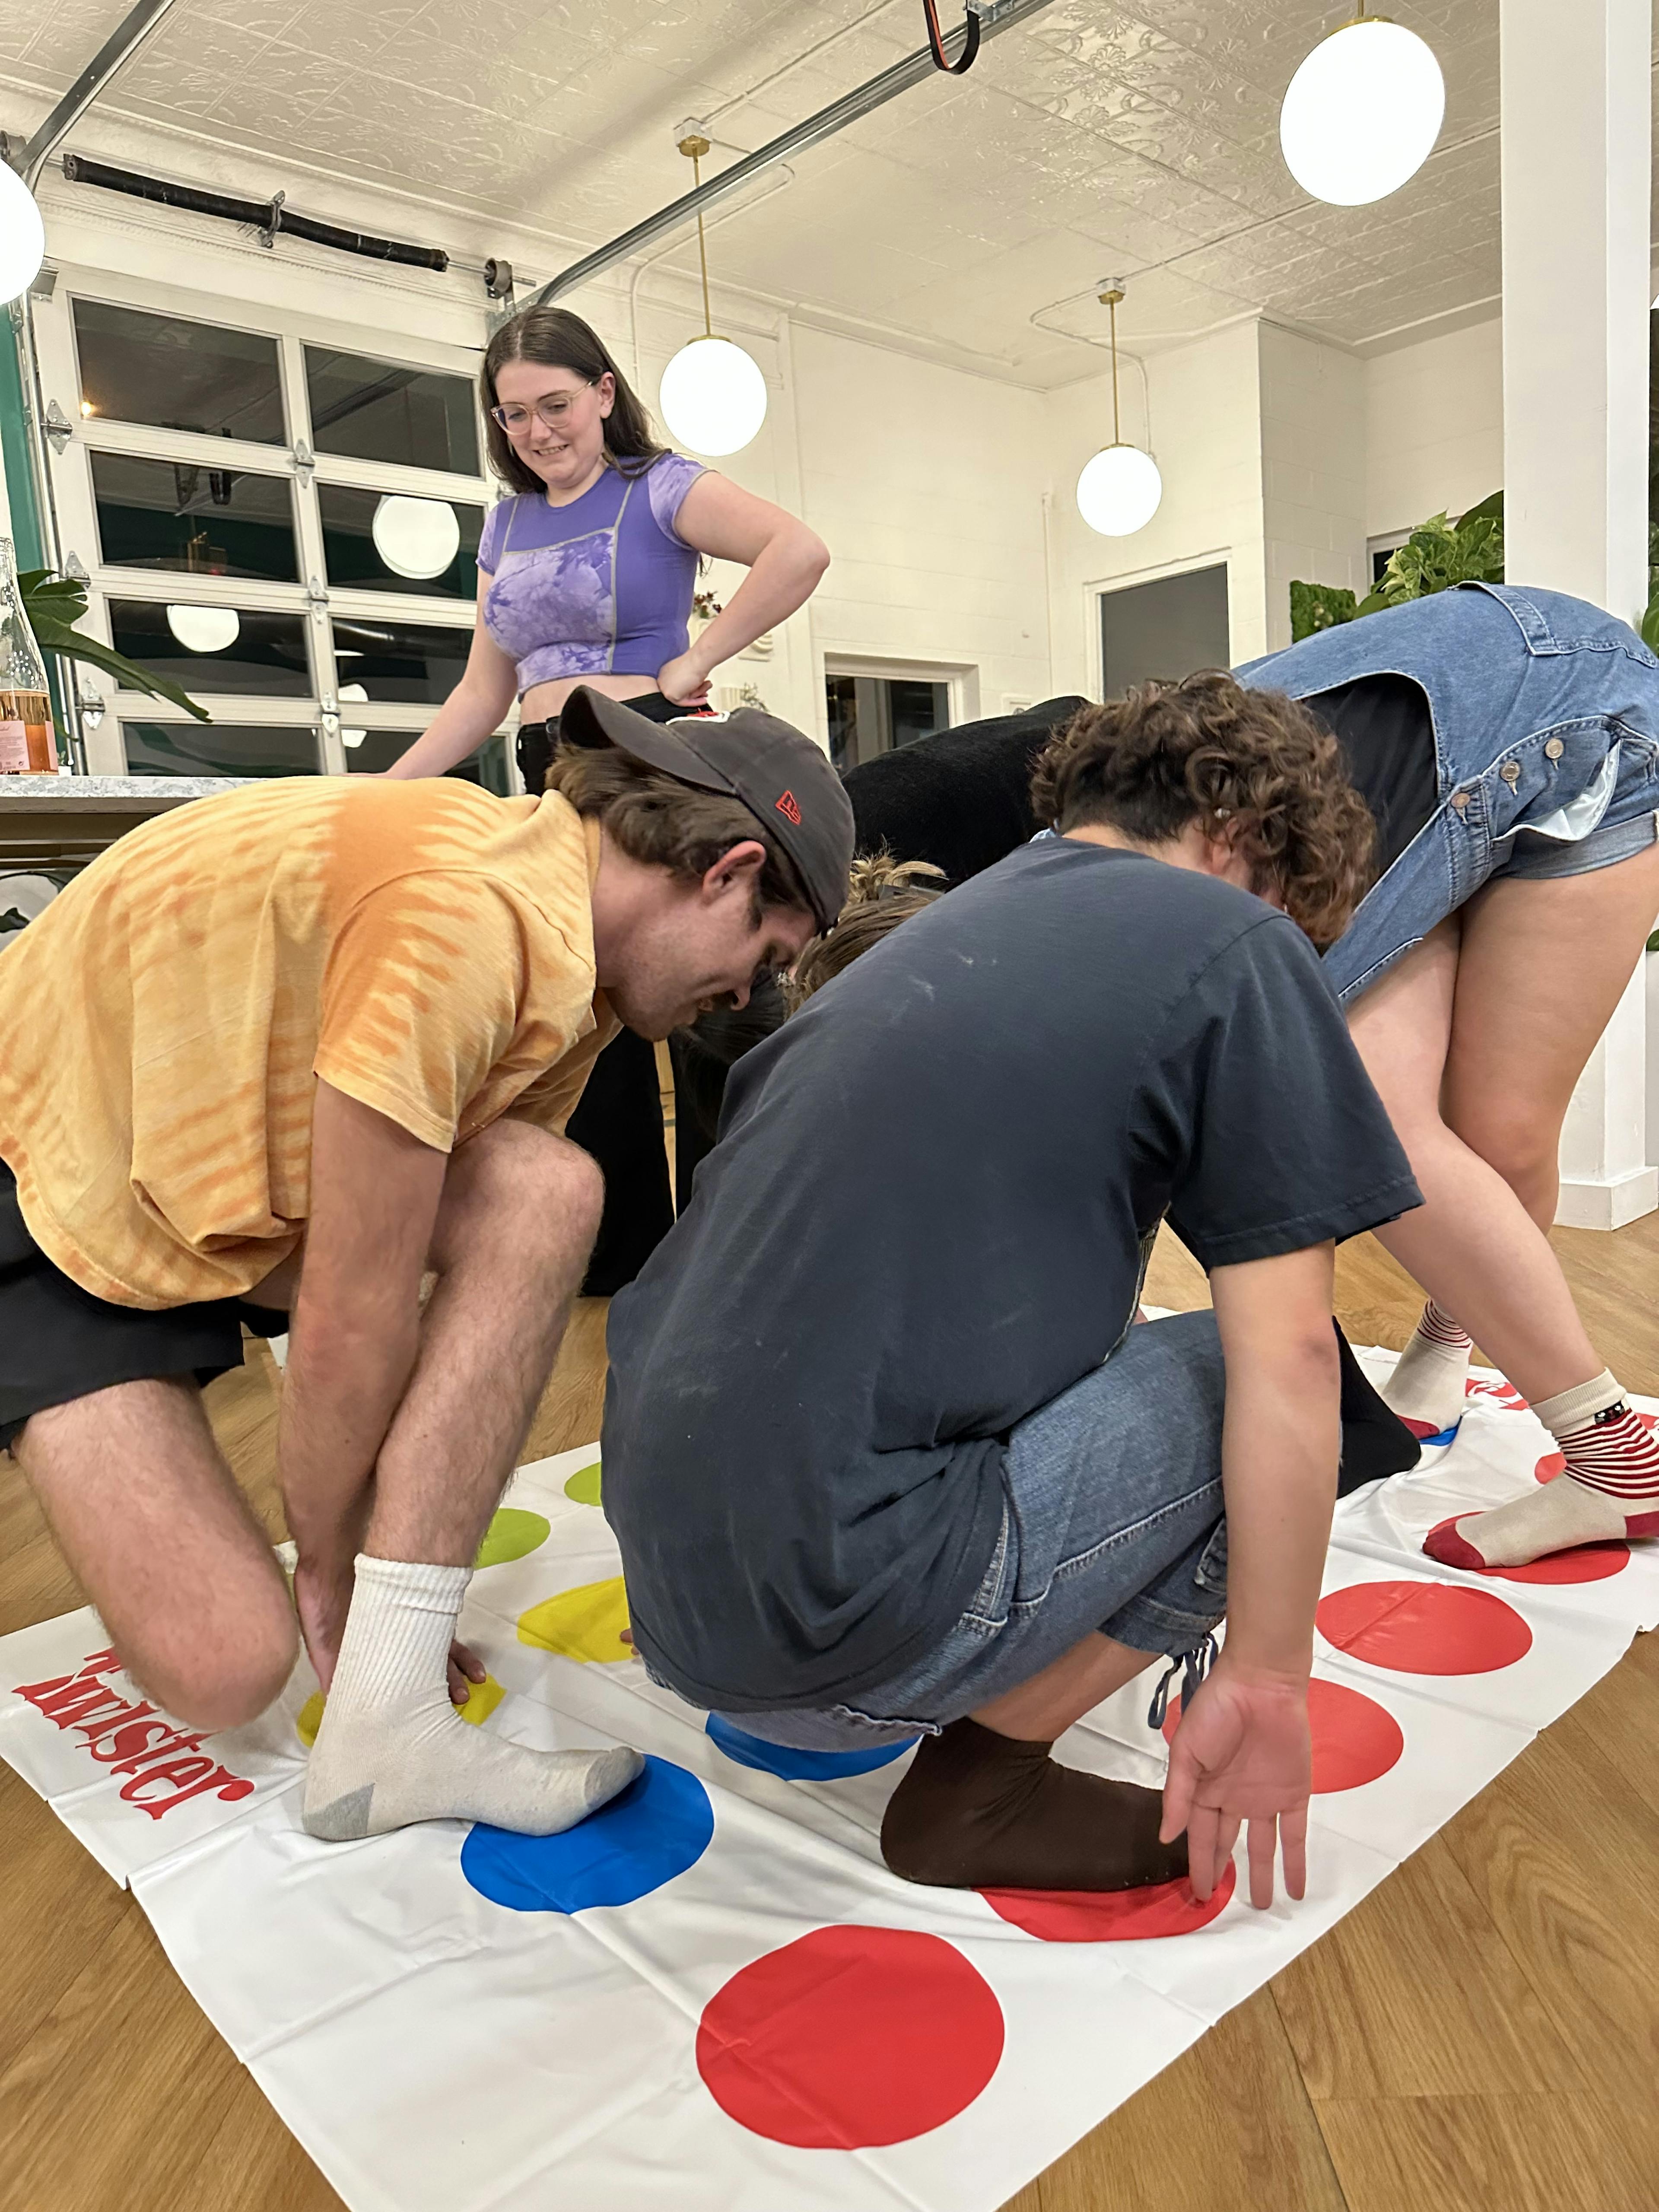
[473,1507,552,1570]
[563,1461,603,1506]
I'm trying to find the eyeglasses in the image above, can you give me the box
[490,384,596,437]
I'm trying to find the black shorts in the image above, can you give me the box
[0,1160,288,1453]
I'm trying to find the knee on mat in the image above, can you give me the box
[140,1588,298,1734]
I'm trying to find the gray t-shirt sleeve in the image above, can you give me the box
[1145,912,1422,1270]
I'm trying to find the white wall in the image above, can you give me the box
[1259,322,1367,653]
[789,325,1052,728]
[1042,318,1266,693]
[1364,315,1504,540]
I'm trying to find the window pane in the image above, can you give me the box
[305,347,480,474]
[108,601,312,698]
[74,300,285,444]
[318,486,482,600]
[122,721,320,778]
[889,680,950,748]
[91,452,299,582]
[826,674,858,774]
[332,617,470,704]
[344,728,509,791]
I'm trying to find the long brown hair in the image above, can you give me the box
[1030,672,1375,949]
[482,307,667,494]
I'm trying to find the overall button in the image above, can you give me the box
[1544,737,1565,761]
[1450,790,1471,813]
[1500,760,1522,788]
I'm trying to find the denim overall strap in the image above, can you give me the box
[1237,583,1659,1001]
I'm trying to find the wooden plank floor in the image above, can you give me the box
[2,1219,1656,2212]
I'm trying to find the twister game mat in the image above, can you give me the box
[2,1354,1656,2212]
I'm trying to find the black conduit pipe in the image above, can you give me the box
[61,153,450,272]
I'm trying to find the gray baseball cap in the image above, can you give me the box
[557,687,853,931]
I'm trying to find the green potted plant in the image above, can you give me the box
[19,565,211,748]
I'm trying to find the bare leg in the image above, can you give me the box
[973,1630,1157,1740]
[368,1119,604,1567]
[881,1629,1185,1892]
[14,1378,297,1733]
[1346,922,1601,1402]
[302,1122,642,1840]
[1441,846,1659,1231]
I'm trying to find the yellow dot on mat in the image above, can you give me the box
[295,1672,505,1749]
[474,1507,551,1570]
[564,1461,603,1506]
[517,1578,632,1665]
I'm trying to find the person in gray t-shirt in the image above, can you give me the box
[605,674,1421,1906]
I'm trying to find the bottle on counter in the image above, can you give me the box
[0,537,57,775]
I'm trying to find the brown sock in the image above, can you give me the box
[880,1717,1189,1892]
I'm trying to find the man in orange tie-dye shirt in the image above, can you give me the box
[0,690,850,1843]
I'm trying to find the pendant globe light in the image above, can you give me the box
[1280,4,1445,207]
[658,129,768,457]
[1076,286,1163,538]
[0,159,45,307]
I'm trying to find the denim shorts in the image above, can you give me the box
[1494,804,1659,882]
[715,1310,1230,1754]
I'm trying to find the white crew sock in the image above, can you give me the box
[303,1556,641,1841]
[1424,1370,1659,1571]
[1382,1299,1472,1441]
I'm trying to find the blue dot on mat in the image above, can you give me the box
[461,1755,712,1912]
[705,1712,919,1780]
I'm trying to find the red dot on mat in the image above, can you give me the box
[1163,1678,1403,1792]
[696,1926,1003,2148]
[1465,1378,1529,1411]
[981,1860,1236,1942]
[1316,1580,1531,1674]
[1425,1518,1629,1586]
[1535,1450,1566,1483]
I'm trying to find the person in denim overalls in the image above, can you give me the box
[1239,582,1659,1571]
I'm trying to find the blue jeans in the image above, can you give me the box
[715,1310,1230,1753]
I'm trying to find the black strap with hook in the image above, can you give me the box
[924,0,982,73]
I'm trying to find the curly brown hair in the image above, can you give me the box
[544,742,813,919]
[1029,671,1375,948]
[785,851,947,1008]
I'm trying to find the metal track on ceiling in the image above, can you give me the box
[518,0,1060,315]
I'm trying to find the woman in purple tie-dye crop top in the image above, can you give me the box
[389,307,830,792]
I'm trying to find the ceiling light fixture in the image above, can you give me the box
[165,604,240,653]
[1076,286,1162,538]
[372,495,461,581]
[1279,3,1445,207]
[657,127,768,458]
[0,159,46,306]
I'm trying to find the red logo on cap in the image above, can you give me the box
[775,790,802,825]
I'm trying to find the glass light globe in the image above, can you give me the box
[372,495,461,580]
[1077,444,1163,537]
[659,336,768,456]
[0,162,46,308]
[165,604,240,653]
[1280,18,1445,207]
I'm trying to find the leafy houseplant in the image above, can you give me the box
[1293,493,1659,651]
[1290,493,1506,642]
[19,567,210,734]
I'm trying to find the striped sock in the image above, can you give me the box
[1424,1371,1659,1572]
[1382,1300,1473,1444]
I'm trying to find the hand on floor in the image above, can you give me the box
[448,1638,487,1707]
[1160,1659,1311,1910]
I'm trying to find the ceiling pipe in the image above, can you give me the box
[12,0,182,188]
[515,0,1059,318]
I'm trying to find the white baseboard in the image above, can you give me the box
[1555,1163,1659,1230]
